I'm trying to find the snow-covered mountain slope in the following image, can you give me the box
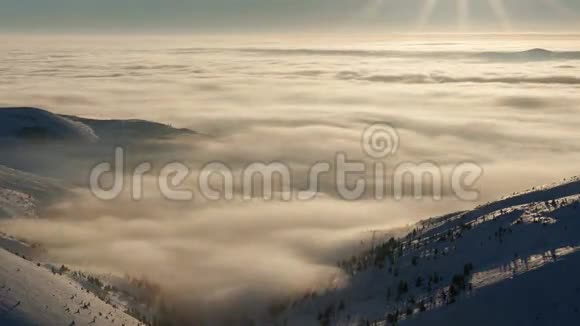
[0,107,99,143]
[64,115,197,142]
[402,250,580,326]
[0,165,67,218]
[280,176,580,326]
[0,165,67,203]
[0,247,141,326]
[0,107,197,188]
[0,189,37,219]
[0,107,196,145]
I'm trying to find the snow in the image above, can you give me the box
[0,165,67,218]
[280,176,580,326]
[2,107,578,325]
[0,248,142,326]
[0,188,37,218]
[402,250,580,326]
[64,115,197,142]
[0,162,139,325]
[0,108,201,325]
[0,107,197,145]
[0,107,99,143]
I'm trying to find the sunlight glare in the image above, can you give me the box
[417,0,439,30]
[457,0,469,30]
[487,0,512,31]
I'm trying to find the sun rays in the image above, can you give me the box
[417,0,439,30]
[457,0,469,30]
[416,0,513,31]
[487,0,512,31]
[352,0,578,32]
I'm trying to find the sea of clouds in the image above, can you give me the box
[0,33,579,324]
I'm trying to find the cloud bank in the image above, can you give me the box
[1,34,580,324]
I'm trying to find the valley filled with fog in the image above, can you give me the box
[1,34,579,324]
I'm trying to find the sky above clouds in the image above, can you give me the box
[1,0,580,32]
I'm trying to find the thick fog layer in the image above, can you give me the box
[1,34,579,324]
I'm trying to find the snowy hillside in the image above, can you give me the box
[0,107,197,187]
[0,107,99,143]
[0,247,142,326]
[0,107,196,145]
[63,115,197,142]
[2,106,579,326]
[280,176,580,326]
[0,165,68,219]
[0,165,67,204]
[0,165,68,218]
[0,108,203,326]
[0,189,37,219]
[0,163,141,325]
